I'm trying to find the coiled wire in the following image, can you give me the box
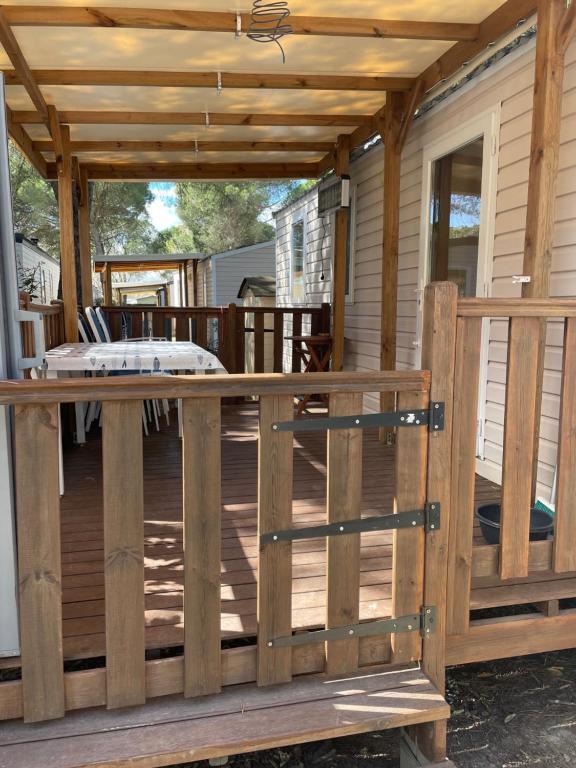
[247,0,293,63]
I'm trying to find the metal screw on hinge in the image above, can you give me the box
[267,641,273,647]
[273,535,278,541]
[348,629,355,635]
[434,403,439,409]
[355,419,360,425]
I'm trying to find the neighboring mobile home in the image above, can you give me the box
[275,21,575,500]
[14,233,59,303]
[196,240,276,307]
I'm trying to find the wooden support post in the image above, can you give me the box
[379,92,406,441]
[331,134,350,372]
[408,282,458,764]
[522,0,569,498]
[49,107,78,341]
[77,165,92,308]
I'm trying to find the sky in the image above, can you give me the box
[147,182,181,231]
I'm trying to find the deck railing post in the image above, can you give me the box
[409,281,457,762]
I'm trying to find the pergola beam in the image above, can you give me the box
[558,0,576,54]
[418,0,537,95]
[0,8,49,125]
[14,111,365,127]
[318,0,538,173]
[6,106,47,177]
[48,162,320,181]
[34,140,334,154]
[3,69,414,92]
[2,7,481,41]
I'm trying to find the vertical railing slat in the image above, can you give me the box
[176,314,190,341]
[392,389,428,664]
[254,311,265,373]
[183,397,222,696]
[257,395,293,685]
[197,312,208,349]
[447,315,482,635]
[554,317,576,572]
[131,310,143,339]
[291,313,302,372]
[102,400,145,708]
[152,311,165,339]
[273,312,283,373]
[500,316,540,579]
[325,392,363,675]
[15,404,65,722]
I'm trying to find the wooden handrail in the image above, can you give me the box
[458,298,576,317]
[0,370,431,405]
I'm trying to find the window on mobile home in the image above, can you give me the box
[290,217,305,301]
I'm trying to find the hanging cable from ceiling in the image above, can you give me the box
[247,1,293,64]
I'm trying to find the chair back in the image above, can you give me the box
[78,313,93,343]
[85,306,108,343]
[95,307,113,343]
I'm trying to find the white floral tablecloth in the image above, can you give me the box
[44,341,226,374]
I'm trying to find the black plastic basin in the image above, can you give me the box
[476,503,554,545]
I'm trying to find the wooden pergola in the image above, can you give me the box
[93,252,200,306]
[0,0,572,394]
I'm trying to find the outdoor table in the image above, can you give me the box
[42,341,226,492]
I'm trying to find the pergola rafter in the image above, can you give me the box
[3,69,414,92]
[2,7,481,41]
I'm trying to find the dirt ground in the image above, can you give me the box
[182,649,576,768]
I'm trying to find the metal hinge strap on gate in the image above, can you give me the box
[261,502,440,545]
[271,402,444,433]
[267,606,437,648]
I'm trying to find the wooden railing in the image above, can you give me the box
[19,292,65,361]
[447,297,576,638]
[101,303,331,374]
[0,352,453,724]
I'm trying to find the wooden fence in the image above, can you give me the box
[446,297,576,664]
[102,304,331,374]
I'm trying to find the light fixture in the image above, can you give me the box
[247,1,293,64]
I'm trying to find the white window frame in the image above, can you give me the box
[289,208,307,304]
[416,104,501,470]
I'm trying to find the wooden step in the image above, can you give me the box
[0,666,449,768]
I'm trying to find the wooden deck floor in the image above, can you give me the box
[58,403,500,661]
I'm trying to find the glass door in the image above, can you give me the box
[416,108,500,466]
[429,137,484,297]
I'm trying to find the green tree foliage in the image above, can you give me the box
[9,141,157,260]
[89,181,155,256]
[9,140,59,257]
[174,182,276,255]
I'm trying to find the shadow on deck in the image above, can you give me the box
[58,403,500,661]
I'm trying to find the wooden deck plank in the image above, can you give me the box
[0,668,448,768]
[39,404,501,664]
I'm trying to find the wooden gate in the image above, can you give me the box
[0,284,457,767]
